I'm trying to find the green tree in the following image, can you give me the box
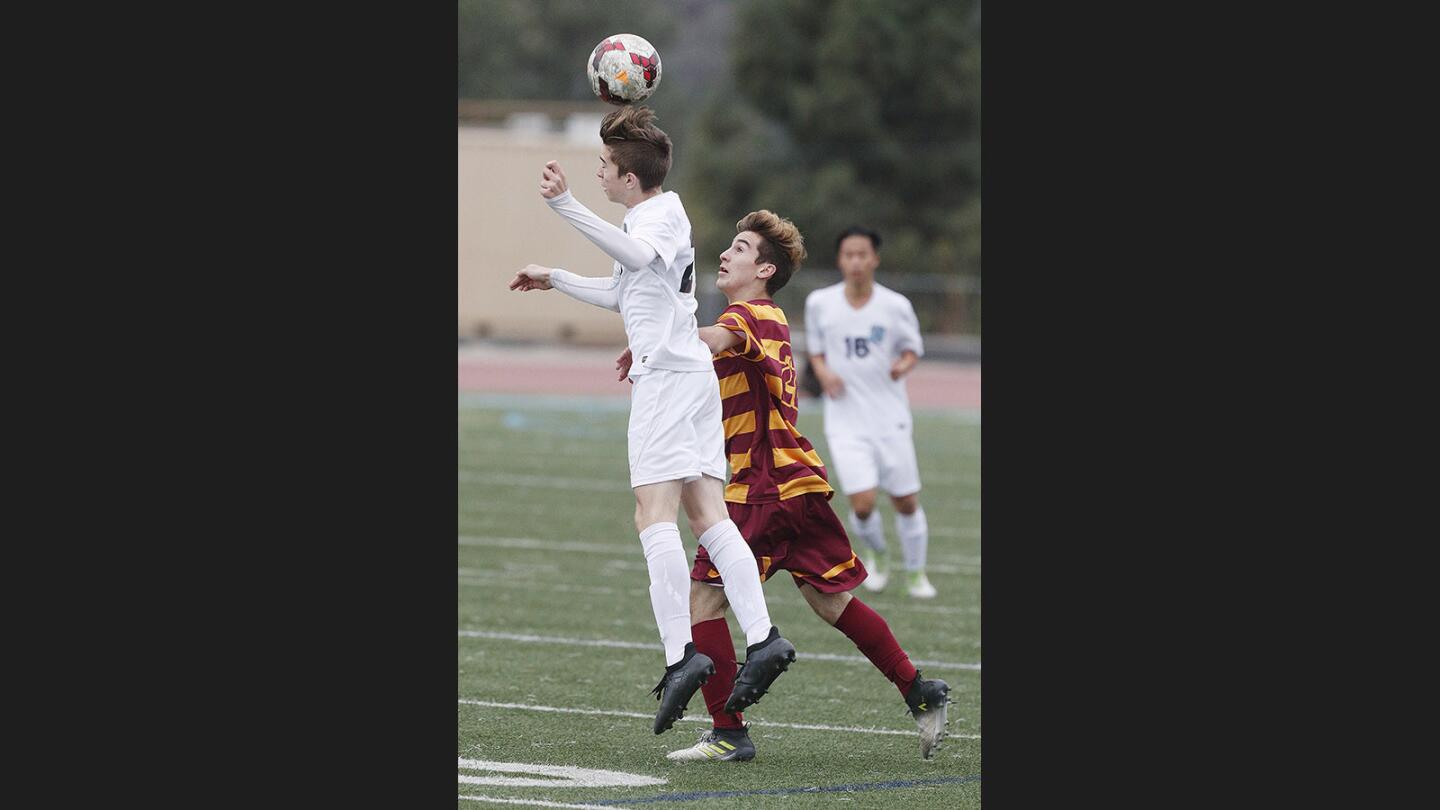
[458,0,680,100]
[682,0,980,288]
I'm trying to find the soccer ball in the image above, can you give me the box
[587,34,662,105]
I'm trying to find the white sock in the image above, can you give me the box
[849,510,887,553]
[638,522,693,665]
[697,519,773,646]
[895,506,929,571]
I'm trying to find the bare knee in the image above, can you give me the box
[633,484,681,533]
[686,516,711,539]
[892,493,919,515]
[681,477,731,538]
[799,584,853,625]
[634,506,670,534]
[850,490,878,520]
[690,581,729,623]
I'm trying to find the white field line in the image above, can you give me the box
[459,578,628,597]
[458,536,980,575]
[458,758,664,788]
[459,544,976,578]
[457,630,981,671]
[460,503,611,519]
[460,536,634,554]
[458,795,632,809]
[459,574,980,616]
[459,699,981,740]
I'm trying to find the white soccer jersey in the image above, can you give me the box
[547,190,711,377]
[617,192,711,374]
[804,281,925,437]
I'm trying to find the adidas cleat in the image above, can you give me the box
[666,725,756,762]
[723,626,796,714]
[905,670,951,759]
[651,642,715,734]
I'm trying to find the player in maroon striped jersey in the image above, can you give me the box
[617,210,950,761]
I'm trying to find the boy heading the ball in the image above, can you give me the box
[508,107,796,736]
[616,211,950,761]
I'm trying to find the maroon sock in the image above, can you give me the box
[690,617,745,729]
[833,596,920,697]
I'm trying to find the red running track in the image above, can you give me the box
[459,345,979,410]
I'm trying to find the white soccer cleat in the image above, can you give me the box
[666,726,755,762]
[862,553,889,592]
[907,571,937,599]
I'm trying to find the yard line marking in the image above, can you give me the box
[460,536,635,554]
[459,537,978,576]
[459,699,981,739]
[457,630,981,671]
[459,578,627,596]
[459,575,979,614]
[458,758,664,788]
[459,631,654,650]
[459,795,635,809]
[587,775,984,805]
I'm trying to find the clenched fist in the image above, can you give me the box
[539,161,569,200]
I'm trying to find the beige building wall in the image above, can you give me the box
[459,126,628,345]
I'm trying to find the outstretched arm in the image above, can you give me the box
[551,268,620,312]
[508,264,620,312]
[540,162,659,271]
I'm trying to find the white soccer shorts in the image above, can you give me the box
[627,369,730,489]
[823,430,922,498]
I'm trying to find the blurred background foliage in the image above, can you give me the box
[460,0,979,334]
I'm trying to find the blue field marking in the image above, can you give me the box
[588,775,981,805]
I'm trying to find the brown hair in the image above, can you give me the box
[736,210,807,295]
[599,106,672,191]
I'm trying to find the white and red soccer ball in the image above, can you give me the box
[587,33,662,105]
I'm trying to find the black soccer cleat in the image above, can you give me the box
[666,724,757,761]
[723,626,797,714]
[651,642,715,734]
[904,669,952,759]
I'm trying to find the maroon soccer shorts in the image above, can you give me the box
[691,492,869,593]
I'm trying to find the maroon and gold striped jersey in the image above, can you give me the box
[713,300,833,504]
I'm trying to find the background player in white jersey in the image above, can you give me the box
[507,107,796,735]
[804,225,936,599]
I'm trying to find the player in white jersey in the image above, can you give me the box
[804,225,936,599]
[507,107,796,736]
